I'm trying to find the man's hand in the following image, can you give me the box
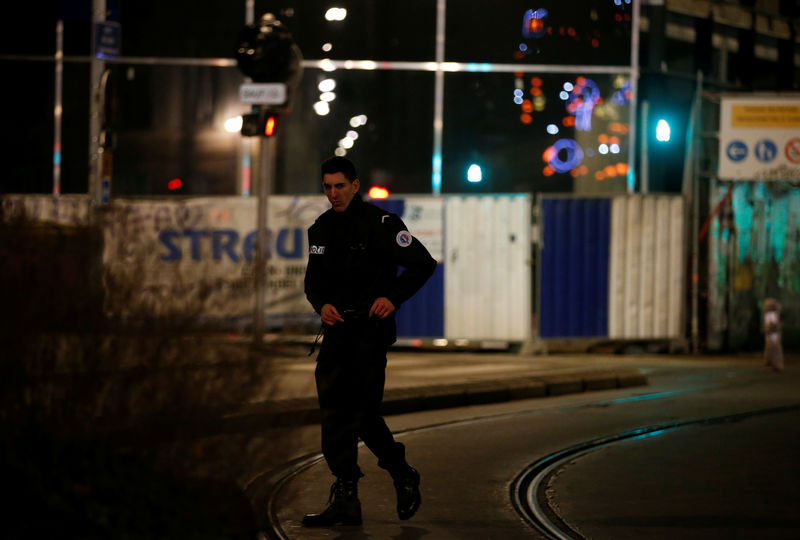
[369,297,396,319]
[320,304,344,326]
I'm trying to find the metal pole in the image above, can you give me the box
[641,100,649,194]
[689,71,703,353]
[54,20,63,197]
[627,0,641,193]
[241,0,255,197]
[89,0,106,204]
[253,130,276,344]
[431,0,446,196]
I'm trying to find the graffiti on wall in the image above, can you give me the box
[708,181,800,350]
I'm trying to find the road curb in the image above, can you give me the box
[223,367,647,429]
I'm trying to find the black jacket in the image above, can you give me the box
[304,194,436,342]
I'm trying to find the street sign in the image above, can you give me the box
[754,139,777,163]
[784,138,800,164]
[726,141,747,162]
[239,82,287,105]
[95,21,121,59]
[719,96,800,180]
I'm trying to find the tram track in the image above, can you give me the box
[256,373,797,540]
[509,403,800,540]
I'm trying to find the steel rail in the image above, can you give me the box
[255,379,797,539]
[509,403,800,540]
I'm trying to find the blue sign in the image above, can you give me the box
[754,139,778,163]
[726,141,748,162]
[95,22,121,59]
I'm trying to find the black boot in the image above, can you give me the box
[391,465,421,521]
[302,478,362,527]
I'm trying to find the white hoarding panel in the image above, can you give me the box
[400,197,444,262]
[608,197,627,337]
[444,195,531,341]
[608,195,684,339]
[719,96,800,181]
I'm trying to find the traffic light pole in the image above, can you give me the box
[241,0,255,197]
[253,126,277,345]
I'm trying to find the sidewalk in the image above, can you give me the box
[221,347,649,430]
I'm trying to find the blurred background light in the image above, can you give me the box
[368,186,389,199]
[313,101,330,116]
[318,79,336,92]
[224,116,243,133]
[325,8,347,21]
[349,115,368,127]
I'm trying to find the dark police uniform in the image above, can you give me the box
[304,193,436,480]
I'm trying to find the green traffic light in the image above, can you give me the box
[655,119,671,142]
[467,163,482,183]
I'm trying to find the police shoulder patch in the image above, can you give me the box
[396,230,412,247]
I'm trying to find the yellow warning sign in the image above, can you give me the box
[731,105,800,128]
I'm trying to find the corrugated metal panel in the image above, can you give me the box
[374,197,445,338]
[396,264,444,337]
[667,197,685,337]
[444,195,531,341]
[608,195,684,339]
[539,197,610,338]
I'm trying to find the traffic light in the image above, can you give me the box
[235,13,302,139]
[655,119,671,142]
[241,109,280,137]
[235,13,302,85]
[640,73,694,193]
[467,163,483,183]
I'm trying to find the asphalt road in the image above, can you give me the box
[265,358,800,539]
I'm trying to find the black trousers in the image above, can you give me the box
[315,319,406,480]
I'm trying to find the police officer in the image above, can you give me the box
[302,156,436,527]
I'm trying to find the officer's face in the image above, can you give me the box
[322,172,360,212]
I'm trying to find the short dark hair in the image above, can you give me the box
[321,156,357,181]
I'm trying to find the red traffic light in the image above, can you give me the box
[264,116,277,136]
[241,111,280,137]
